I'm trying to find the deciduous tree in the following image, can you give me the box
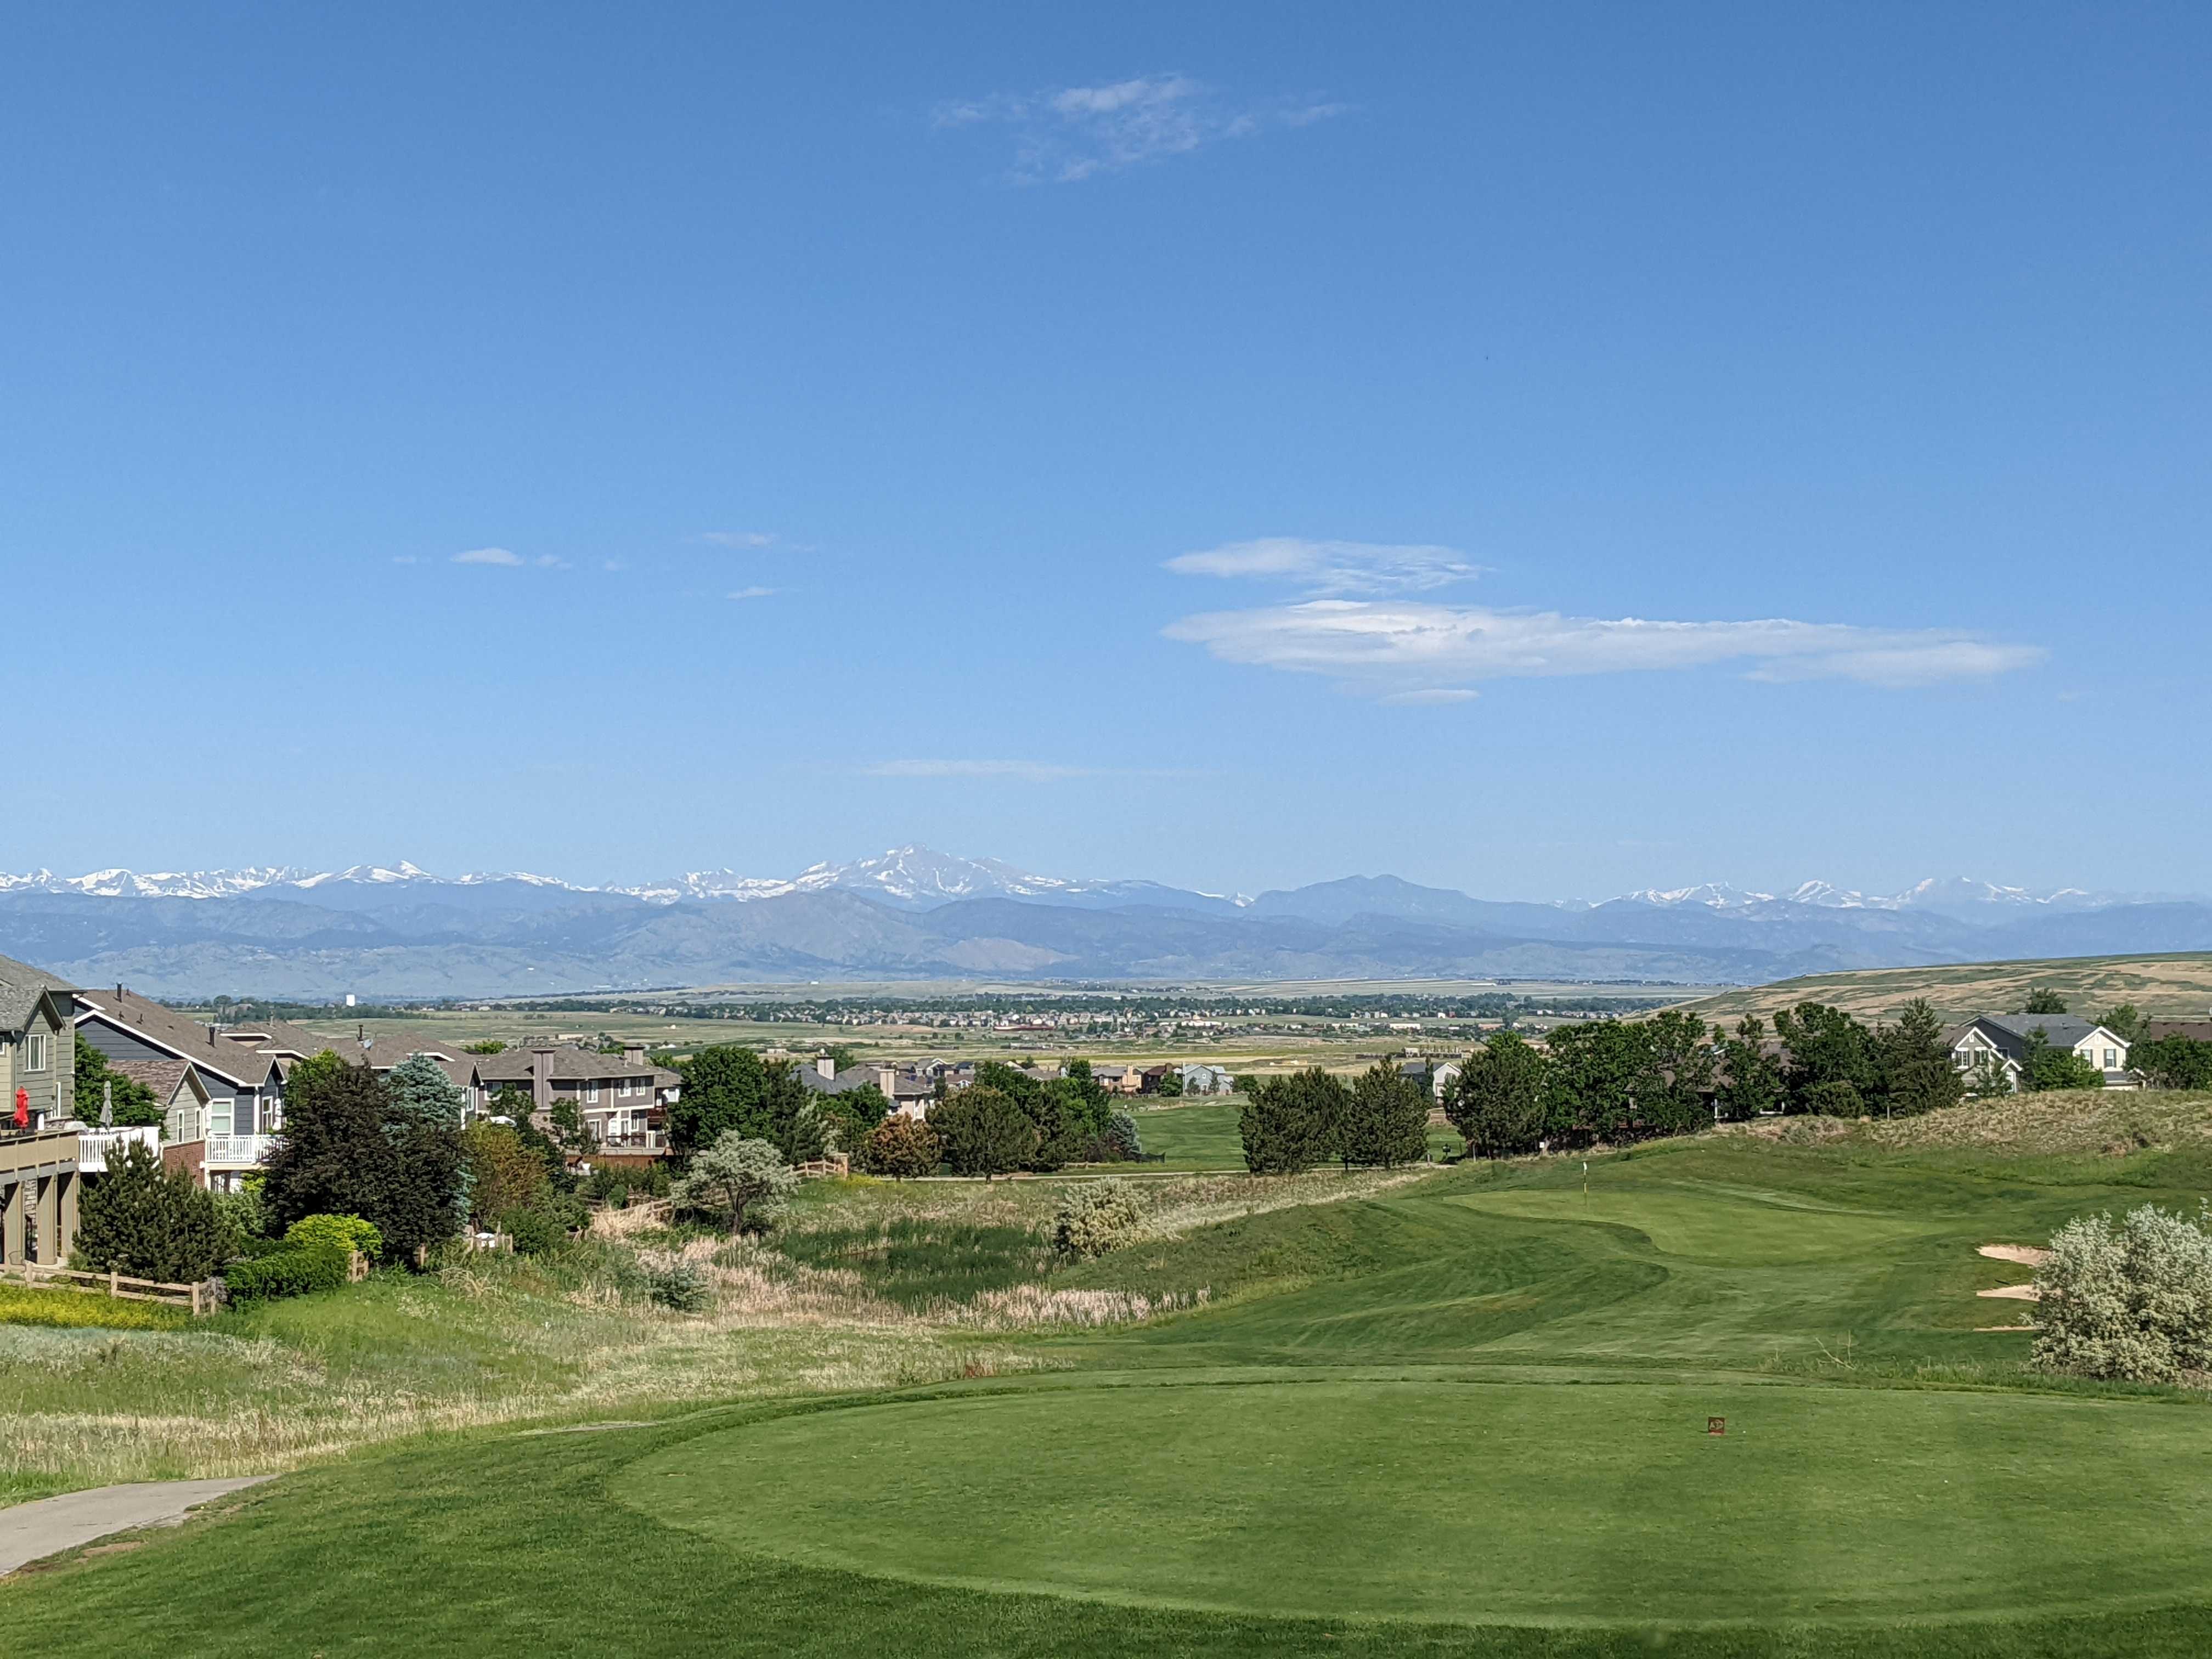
[1447,1032,1552,1158]
[855,1114,943,1178]
[675,1133,798,1234]
[932,1085,1040,1180]
[74,1036,161,1126]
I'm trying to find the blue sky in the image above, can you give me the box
[4,3,2208,900]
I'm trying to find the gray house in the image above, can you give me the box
[75,985,285,1190]
[1,953,81,1267]
[1949,1013,2134,1092]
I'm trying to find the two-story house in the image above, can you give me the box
[1,952,81,1267]
[74,984,285,1192]
[1949,1013,2134,1092]
[473,1042,681,1161]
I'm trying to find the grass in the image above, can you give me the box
[1676,951,2212,1026]
[0,1285,191,1333]
[12,1105,2212,1653]
[1135,1098,1463,1168]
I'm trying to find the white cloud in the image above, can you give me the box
[1163,600,2047,696]
[727,586,776,601]
[862,759,1193,782]
[1165,537,1481,595]
[453,546,524,567]
[392,555,421,566]
[1381,687,1480,706]
[700,530,774,549]
[933,74,1347,184]
[535,554,570,570]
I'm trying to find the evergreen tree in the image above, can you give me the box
[1342,1060,1430,1167]
[75,1139,233,1282]
[932,1085,1039,1179]
[2025,989,2070,1014]
[1872,999,1964,1119]
[1238,1069,1345,1173]
[385,1052,465,1126]
[2022,1031,2104,1091]
[1446,1032,1552,1158]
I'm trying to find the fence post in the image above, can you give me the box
[190,1281,201,1317]
[110,1267,119,1296]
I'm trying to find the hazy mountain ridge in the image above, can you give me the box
[3,848,2205,998]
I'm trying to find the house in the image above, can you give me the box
[473,1042,681,1159]
[1949,1014,2134,1092]
[1088,1065,1143,1096]
[75,984,285,1192]
[799,1060,936,1119]
[1428,1060,1462,1104]
[2140,1018,2212,1044]
[0,952,77,1130]
[1178,1063,1234,1095]
[1138,1063,1175,1094]
[1,953,81,1266]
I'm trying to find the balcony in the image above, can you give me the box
[205,1133,276,1167]
[592,1130,664,1154]
[77,1125,161,1174]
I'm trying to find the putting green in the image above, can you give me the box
[627,1378,2212,1627]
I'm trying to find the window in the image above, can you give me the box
[2104,1048,2118,1069]
[584,1081,600,1104]
[209,1101,234,1137]
[24,1032,47,1073]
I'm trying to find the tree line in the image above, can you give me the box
[1237,1060,1432,1174]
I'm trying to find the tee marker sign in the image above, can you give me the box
[1707,1417,1726,1436]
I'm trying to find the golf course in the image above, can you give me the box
[8,1102,2212,1655]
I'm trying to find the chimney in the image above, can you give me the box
[817,1055,837,1081]
[532,1044,554,1112]
[622,1042,646,1066]
[874,1064,897,1096]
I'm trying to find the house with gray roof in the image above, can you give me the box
[1949,1013,2135,1092]
[75,984,285,1190]
[474,1042,681,1158]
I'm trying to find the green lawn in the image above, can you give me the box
[12,1125,2212,1655]
[1133,1097,1462,1168]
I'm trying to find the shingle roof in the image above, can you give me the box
[108,1058,199,1107]
[74,986,277,1087]
[1977,1013,2101,1049]
[473,1046,678,1086]
[0,951,75,1034]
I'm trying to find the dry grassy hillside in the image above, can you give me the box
[1674,952,2212,1027]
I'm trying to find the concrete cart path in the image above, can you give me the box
[0,1477,273,1575]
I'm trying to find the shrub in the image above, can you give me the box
[225,1247,351,1303]
[646,1257,713,1313]
[1802,1080,1865,1118]
[2032,1203,2212,1383]
[501,1206,568,1258]
[0,1284,190,1331]
[1053,1179,1146,1260]
[283,1214,382,1261]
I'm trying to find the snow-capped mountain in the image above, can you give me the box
[1620,877,2125,916]
[0,866,317,900]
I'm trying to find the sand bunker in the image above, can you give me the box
[1978,1283,2039,1301]
[1978,1244,2052,1267]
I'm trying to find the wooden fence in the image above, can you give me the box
[0,1259,222,1315]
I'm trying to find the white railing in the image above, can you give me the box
[77,1125,162,1173]
[205,1133,276,1166]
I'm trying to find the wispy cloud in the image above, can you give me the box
[861,759,1194,782]
[534,554,570,570]
[1165,537,1481,596]
[1163,600,2047,697]
[392,555,422,566]
[934,74,1348,184]
[453,546,524,567]
[700,530,775,549]
[727,586,776,601]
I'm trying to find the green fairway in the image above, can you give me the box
[1131,1099,1249,1166]
[632,1375,2212,1625]
[12,1122,2212,1656]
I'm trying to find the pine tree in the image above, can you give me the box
[1872,999,1965,1119]
[385,1052,465,1125]
[1238,1069,1344,1173]
[1342,1061,1430,1167]
[75,1139,233,1282]
[932,1086,1039,1180]
[262,1060,463,1260]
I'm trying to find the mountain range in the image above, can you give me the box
[1,848,2205,1000]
